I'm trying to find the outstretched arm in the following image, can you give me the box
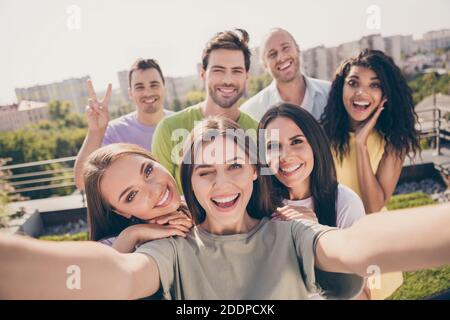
[0,234,159,299]
[315,203,450,276]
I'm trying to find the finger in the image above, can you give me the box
[169,224,190,233]
[156,212,188,224]
[86,79,98,101]
[166,226,189,236]
[101,83,112,108]
[169,218,193,229]
[368,105,384,125]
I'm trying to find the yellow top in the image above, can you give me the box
[332,130,403,300]
[333,130,385,198]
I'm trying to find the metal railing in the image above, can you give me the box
[0,156,85,204]
[416,106,450,155]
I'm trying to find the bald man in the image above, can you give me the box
[241,28,331,121]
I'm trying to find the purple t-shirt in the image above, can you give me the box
[102,109,173,151]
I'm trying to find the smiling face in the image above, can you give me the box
[262,30,301,83]
[342,65,385,128]
[190,135,257,231]
[201,49,248,109]
[100,154,180,221]
[265,116,314,199]
[129,68,166,115]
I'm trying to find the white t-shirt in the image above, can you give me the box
[283,184,365,229]
[283,184,365,300]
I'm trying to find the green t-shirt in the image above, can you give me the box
[151,103,259,193]
[136,218,364,300]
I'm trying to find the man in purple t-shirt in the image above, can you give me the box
[74,58,172,190]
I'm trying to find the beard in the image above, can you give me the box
[208,85,245,109]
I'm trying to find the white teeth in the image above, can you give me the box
[353,101,370,106]
[212,194,239,203]
[280,164,301,173]
[143,97,157,104]
[156,188,170,206]
[278,61,292,71]
[218,88,235,93]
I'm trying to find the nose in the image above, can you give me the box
[213,168,233,188]
[279,146,294,163]
[221,71,233,86]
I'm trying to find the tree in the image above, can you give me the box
[247,73,272,98]
[171,98,182,112]
[48,100,72,121]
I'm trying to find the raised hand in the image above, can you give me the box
[85,79,112,132]
[355,98,387,147]
[149,210,193,230]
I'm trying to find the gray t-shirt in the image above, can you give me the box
[136,217,363,300]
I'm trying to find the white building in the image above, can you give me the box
[0,101,49,132]
[15,76,89,114]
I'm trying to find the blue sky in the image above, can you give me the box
[0,0,449,104]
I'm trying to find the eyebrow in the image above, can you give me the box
[193,157,245,170]
[134,81,161,87]
[267,134,304,144]
[348,75,380,80]
[290,134,305,140]
[118,162,145,202]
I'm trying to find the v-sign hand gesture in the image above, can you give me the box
[355,98,387,147]
[85,79,112,133]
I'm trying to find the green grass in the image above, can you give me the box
[39,231,88,241]
[386,192,449,299]
[388,265,450,300]
[387,192,436,210]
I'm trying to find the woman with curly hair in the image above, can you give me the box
[320,49,420,299]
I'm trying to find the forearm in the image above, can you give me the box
[74,129,105,190]
[343,203,450,276]
[0,234,139,299]
[113,228,140,253]
[355,145,385,213]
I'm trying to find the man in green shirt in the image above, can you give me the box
[152,29,259,192]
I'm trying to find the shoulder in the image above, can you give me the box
[108,111,137,129]
[238,111,259,129]
[306,76,331,96]
[241,82,276,111]
[336,184,365,227]
[154,105,197,136]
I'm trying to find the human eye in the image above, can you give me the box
[144,163,153,178]
[126,190,138,203]
[229,163,242,170]
[347,79,358,87]
[291,139,303,145]
[371,82,381,89]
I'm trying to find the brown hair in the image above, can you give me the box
[202,29,251,72]
[83,143,157,241]
[180,117,281,224]
[128,58,165,87]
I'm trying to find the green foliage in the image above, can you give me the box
[110,103,134,119]
[408,72,450,105]
[387,192,436,210]
[39,231,88,241]
[247,73,272,98]
[0,100,88,199]
[388,265,450,300]
[419,137,433,150]
[48,100,72,122]
[171,98,183,112]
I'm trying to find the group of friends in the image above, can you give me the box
[0,28,449,300]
